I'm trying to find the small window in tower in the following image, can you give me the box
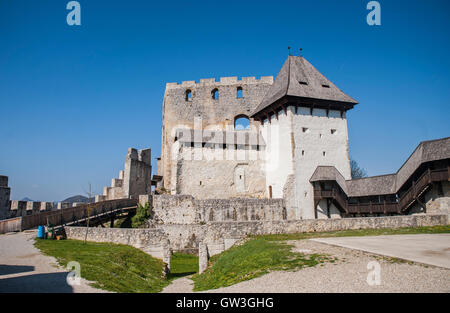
[331,129,337,134]
[237,86,243,98]
[299,81,308,85]
[211,88,219,100]
[323,151,326,156]
[302,127,309,133]
[302,150,305,156]
[199,181,202,186]
[322,84,330,88]
[185,89,192,101]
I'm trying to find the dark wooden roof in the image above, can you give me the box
[251,56,358,118]
[310,137,450,197]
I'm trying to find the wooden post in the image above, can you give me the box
[326,199,331,218]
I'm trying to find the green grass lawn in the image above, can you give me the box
[35,225,450,292]
[255,225,450,241]
[192,238,334,291]
[35,239,169,293]
[169,252,199,280]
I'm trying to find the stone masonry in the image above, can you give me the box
[98,148,152,201]
[0,176,11,220]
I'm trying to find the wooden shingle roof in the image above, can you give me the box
[251,56,357,117]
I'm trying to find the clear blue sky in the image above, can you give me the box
[1,0,449,201]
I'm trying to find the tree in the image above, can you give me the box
[350,159,368,179]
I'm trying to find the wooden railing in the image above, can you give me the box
[398,168,448,211]
[0,217,22,234]
[314,167,448,215]
[347,202,398,214]
[20,198,138,230]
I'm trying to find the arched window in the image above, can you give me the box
[185,89,192,101]
[236,86,243,98]
[211,88,219,100]
[234,115,250,130]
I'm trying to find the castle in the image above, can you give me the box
[155,55,449,219]
[1,55,449,223]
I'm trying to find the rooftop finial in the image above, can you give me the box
[299,48,303,57]
[288,46,291,56]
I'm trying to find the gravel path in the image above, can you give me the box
[0,231,108,293]
[164,239,450,293]
[161,276,194,293]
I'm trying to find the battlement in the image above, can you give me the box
[166,76,273,90]
[0,176,8,187]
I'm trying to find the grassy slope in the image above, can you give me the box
[192,225,450,291]
[35,239,169,293]
[256,225,450,241]
[192,238,334,291]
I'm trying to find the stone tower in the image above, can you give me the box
[251,56,358,219]
[0,176,11,220]
[159,76,273,194]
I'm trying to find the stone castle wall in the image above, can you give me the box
[2,199,86,220]
[172,143,267,199]
[160,76,273,193]
[0,176,11,220]
[150,194,286,225]
[64,226,171,267]
[64,214,448,257]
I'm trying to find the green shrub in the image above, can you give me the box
[131,202,152,228]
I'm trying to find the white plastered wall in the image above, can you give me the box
[293,107,351,219]
[261,106,295,200]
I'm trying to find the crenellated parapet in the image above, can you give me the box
[165,76,273,90]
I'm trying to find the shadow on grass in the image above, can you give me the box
[167,271,197,280]
[169,252,198,281]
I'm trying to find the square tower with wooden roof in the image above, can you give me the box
[251,55,358,219]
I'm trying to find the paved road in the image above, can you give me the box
[0,231,106,293]
[311,234,450,269]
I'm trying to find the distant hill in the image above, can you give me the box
[62,195,94,204]
[21,197,34,202]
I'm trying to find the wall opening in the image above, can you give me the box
[185,89,192,101]
[236,86,243,98]
[234,115,250,130]
[211,88,219,100]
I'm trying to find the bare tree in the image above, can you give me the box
[350,159,368,179]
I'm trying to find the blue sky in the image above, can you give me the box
[1,0,449,201]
